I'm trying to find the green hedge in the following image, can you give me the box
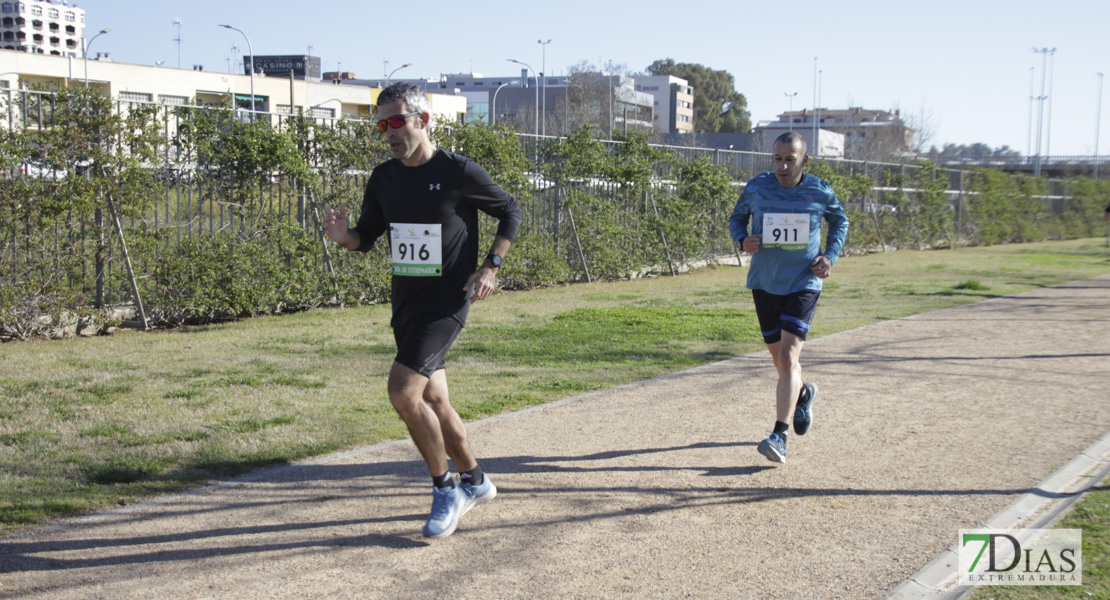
[2,87,1108,339]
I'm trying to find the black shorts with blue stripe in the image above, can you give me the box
[751,288,821,344]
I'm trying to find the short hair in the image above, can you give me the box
[376,82,430,115]
[774,131,807,154]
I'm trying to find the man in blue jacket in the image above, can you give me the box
[729,132,849,464]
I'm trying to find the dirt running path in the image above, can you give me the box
[2,276,1109,600]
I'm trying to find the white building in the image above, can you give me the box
[632,75,694,135]
[0,0,85,58]
[752,121,845,158]
[0,51,466,124]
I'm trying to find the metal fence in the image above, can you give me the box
[1,91,1078,309]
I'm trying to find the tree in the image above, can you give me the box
[646,59,751,133]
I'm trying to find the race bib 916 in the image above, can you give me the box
[390,223,443,276]
[762,213,810,251]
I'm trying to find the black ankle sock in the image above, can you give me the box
[460,465,484,486]
[773,421,790,436]
[432,472,455,489]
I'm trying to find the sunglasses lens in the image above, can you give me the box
[376,114,411,132]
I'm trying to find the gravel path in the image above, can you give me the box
[2,276,1109,600]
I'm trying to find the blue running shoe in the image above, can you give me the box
[757,432,787,464]
[459,474,497,517]
[793,382,818,436]
[422,485,464,539]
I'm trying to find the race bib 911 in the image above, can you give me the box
[762,213,810,251]
[390,223,442,276]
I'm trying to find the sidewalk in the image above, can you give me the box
[2,276,1109,599]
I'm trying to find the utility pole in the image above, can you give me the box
[172,18,182,69]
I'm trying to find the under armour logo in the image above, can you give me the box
[429,184,441,191]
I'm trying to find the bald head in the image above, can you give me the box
[774,131,807,155]
[772,132,809,188]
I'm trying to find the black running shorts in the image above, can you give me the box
[392,311,466,377]
[751,288,821,344]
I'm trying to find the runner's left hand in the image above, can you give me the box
[465,267,498,302]
[810,256,832,279]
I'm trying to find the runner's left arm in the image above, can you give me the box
[821,186,849,265]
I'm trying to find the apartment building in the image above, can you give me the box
[632,75,694,135]
[0,0,84,58]
[764,107,915,159]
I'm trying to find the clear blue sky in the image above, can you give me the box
[81,0,1109,156]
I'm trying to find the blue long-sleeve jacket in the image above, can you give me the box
[729,172,849,295]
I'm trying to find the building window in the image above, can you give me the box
[310,106,335,118]
[1,2,10,13]
[1,17,11,26]
[119,91,153,102]
[65,10,74,21]
[159,95,188,105]
[30,18,40,28]
[474,81,483,85]
[47,8,57,18]
[29,3,38,15]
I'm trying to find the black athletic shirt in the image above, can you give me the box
[353,149,522,328]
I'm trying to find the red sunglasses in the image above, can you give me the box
[376,112,421,132]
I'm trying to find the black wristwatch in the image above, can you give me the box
[486,254,503,268]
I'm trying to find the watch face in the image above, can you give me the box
[488,254,502,267]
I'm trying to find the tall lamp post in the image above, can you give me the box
[83,28,111,87]
[1032,47,1055,176]
[538,38,552,137]
[387,63,412,83]
[507,58,538,137]
[1096,72,1104,180]
[784,92,797,132]
[220,24,255,114]
[812,57,818,155]
[491,80,518,125]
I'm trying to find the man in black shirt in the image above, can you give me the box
[324,83,522,539]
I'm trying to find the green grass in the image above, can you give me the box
[965,482,1109,600]
[0,238,1108,537]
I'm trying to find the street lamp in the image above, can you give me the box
[219,24,255,114]
[507,58,538,137]
[491,80,519,125]
[1096,72,1104,180]
[386,63,412,83]
[784,92,797,132]
[83,28,111,88]
[1032,47,1055,176]
[538,39,552,137]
